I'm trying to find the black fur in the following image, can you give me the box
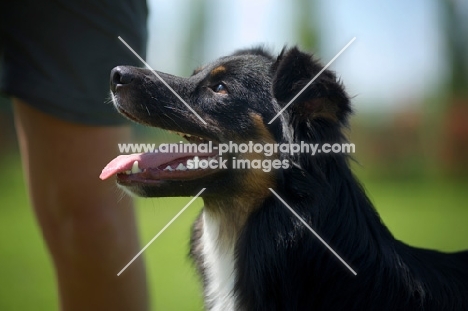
[110,47,468,310]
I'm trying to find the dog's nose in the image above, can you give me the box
[110,66,134,92]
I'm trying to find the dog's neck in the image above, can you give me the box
[203,196,265,247]
[201,154,396,258]
[296,153,397,266]
[200,196,269,311]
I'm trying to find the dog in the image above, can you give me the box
[101,47,468,310]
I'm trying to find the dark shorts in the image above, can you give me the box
[0,0,147,125]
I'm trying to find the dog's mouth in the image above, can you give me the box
[100,131,220,185]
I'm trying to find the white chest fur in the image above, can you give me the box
[201,211,237,311]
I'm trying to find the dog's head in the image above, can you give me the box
[100,47,351,199]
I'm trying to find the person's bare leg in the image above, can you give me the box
[13,99,148,311]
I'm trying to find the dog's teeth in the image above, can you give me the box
[131,161,142,174]
[164,165,174,171]
[125,170,131,175]
[176,163,187,171]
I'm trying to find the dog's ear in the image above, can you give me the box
[272,47,351,124]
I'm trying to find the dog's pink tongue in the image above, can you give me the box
[100,152,187,180]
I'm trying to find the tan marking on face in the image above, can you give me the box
[203,114,278,246]
[210,65,227,76]
[241,114,277,197]
[251,114,276,144]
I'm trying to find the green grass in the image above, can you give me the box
[0,154,467,310]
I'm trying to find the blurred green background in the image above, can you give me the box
[1,0,467,310]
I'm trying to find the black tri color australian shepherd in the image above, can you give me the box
[101,46,468,310]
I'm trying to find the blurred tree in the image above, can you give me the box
[443,0,468,96]
[440,0,468,177]
[296,0,319,52]
[182,0,207,76]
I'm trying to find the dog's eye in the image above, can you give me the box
[213,83,228,94]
